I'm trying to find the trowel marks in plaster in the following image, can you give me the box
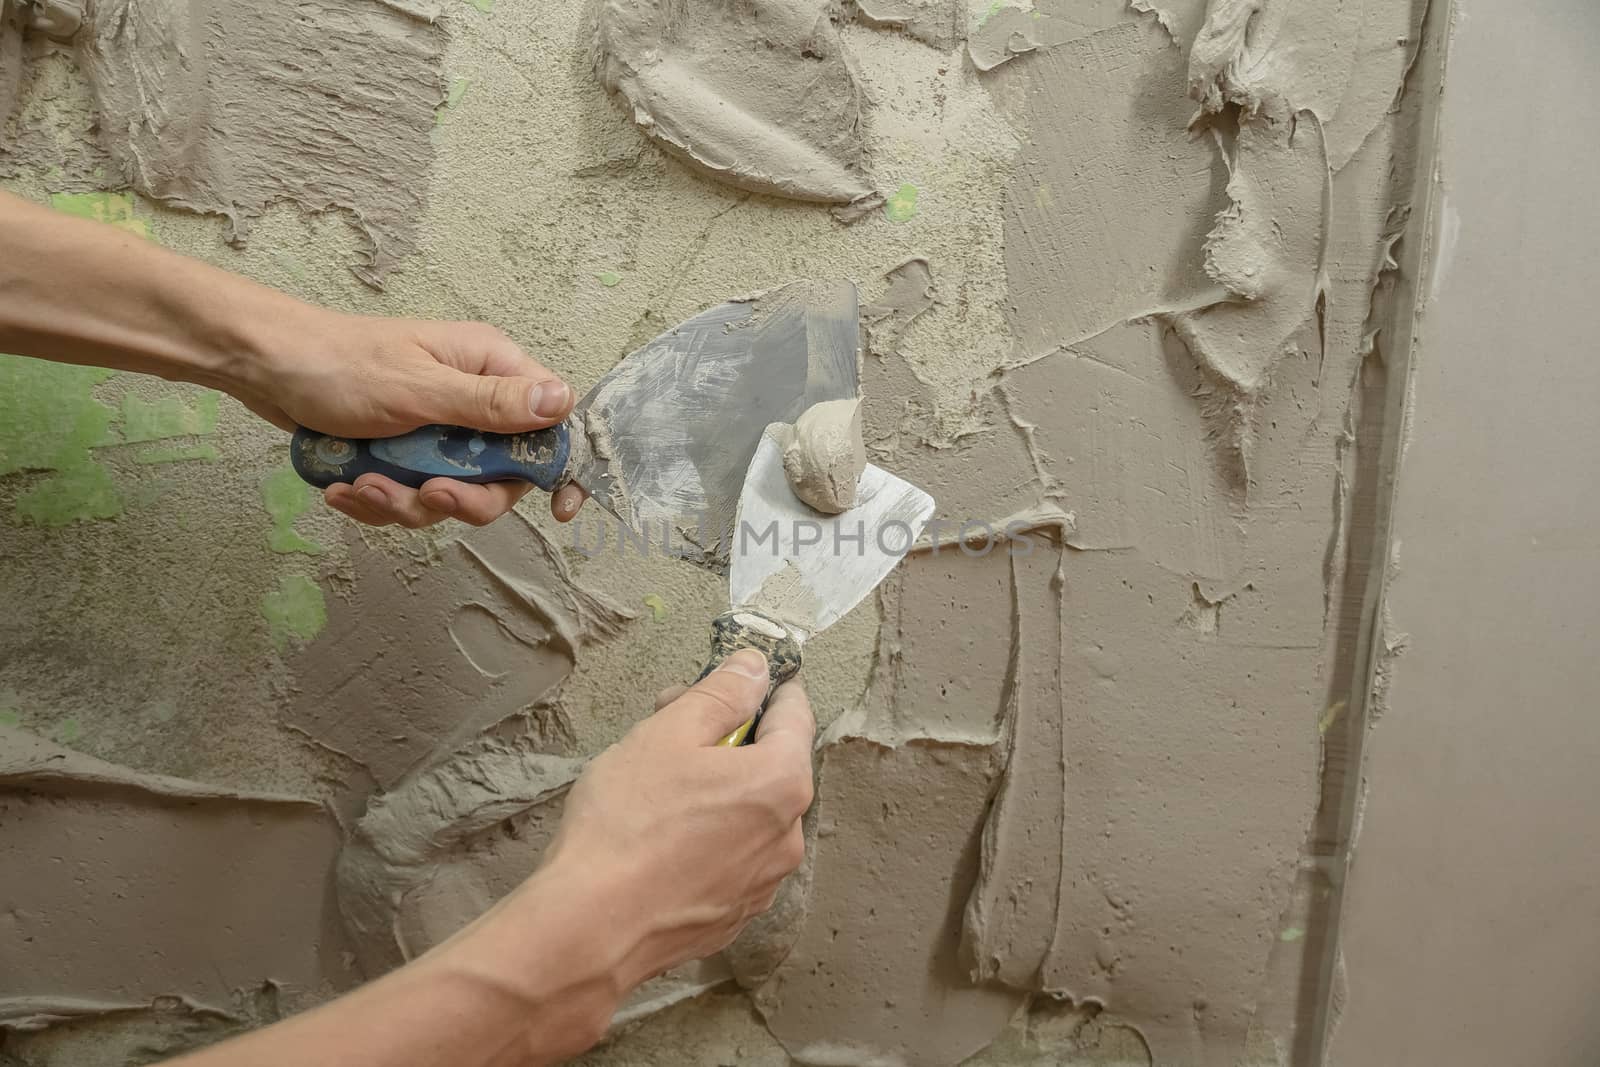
[959,543,1318,1067]
[847,0,963,50]
[1008,319,1247,580]
[337,737,733,1026]
[750,547,1037,1066]
[872,9,1411,1053]
[1188,0,1428,171]
[954,208,1389,1064]
[1173,0,1431,397]
[61,0,447,286]
[0,726,354,1030]
[967,0,1160,72]
[989,0,1422,472]
[283,513,632,791]
[594,0,876,207]
[987,13,1227,361]
[861,256,936,360]
[337,739,586,974]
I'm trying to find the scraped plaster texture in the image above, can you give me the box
[0,0,1444,1063]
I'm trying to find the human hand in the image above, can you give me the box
[537,650,817,990]
[239,311,588,528]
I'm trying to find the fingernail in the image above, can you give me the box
[358,485,389,510]
[717,649,769,681]
[558,495,578,515]
[530,381,570,418]
[421,490,455,513]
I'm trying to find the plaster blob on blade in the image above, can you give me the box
[775,397,866,515]
[729,430,933,641]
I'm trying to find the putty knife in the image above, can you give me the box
[705,430,935,746]
[290,282,860,574]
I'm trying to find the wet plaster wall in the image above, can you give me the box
[0,1,1445,1064]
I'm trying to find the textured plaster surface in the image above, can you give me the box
[0,0,1454,1062]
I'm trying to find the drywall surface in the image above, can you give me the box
[1326,2,1600,1064]
[0,0,1446,1063]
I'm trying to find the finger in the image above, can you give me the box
[426,321,562,384]
[653,684,689,711]
[325,484,393,526]
[410,361,573,436]
[418,478,531,527]
[750,683,818,820]
[352,474,450,529]
[655,649,771,745]
[411,322,576,432]
[754,680,817,754]
[550,483,587,523]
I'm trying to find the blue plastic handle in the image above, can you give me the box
[290,423,572,492]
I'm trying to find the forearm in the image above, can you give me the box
[0,189,313,395]
[165,867,630,1067]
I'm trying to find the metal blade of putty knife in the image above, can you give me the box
[705,430,935,746]
[290,281,860,573]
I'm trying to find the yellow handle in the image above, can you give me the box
[718,718,757,747]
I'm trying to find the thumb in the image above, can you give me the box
[656,649,771,745]
[753,680,815,757]
[417,363,573,434]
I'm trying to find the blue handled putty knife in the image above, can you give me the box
[706,430,935,746]
[291,281,861,575]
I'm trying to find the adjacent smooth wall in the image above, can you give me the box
[1328,2,1600,1063]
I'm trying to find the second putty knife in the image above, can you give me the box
[704,430,935,746]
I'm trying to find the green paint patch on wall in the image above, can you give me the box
[596,270,623,287]
[0,358,118,474]
[463,0,493,12]
[885,183,920,223]
[642,593,668,621]
[0,708,19,728]
[16,463,121,526]
[55,717,82,743]
[121,391,220,443]
[262,465,326,555]
[262,574,328,647]
[49,191,149,237]
[1,356,229,521]
[435,76,471,126]
[0,356,123,525]
[123,388,222,466]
